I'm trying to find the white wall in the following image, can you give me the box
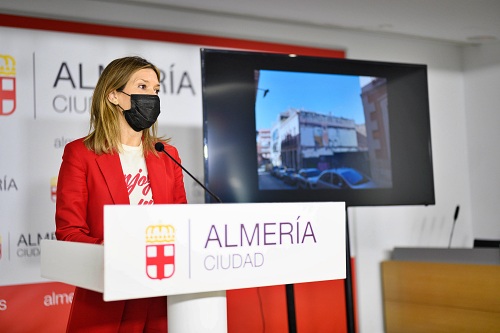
[2,1,496,332]
[463,42,500,240]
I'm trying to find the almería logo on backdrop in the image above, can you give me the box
[0,54,16,116]
[145,224,176,280]
[50,177,58,203]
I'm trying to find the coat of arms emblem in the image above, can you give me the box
[145,224,175,280]
[0,54,16,116]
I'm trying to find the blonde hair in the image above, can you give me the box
[84,56,167,155]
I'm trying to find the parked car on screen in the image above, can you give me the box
[271,166,285,178]
[282,169,298,185]
[315,168,376,189]
[296,168,322,189]
[278,168,290,179]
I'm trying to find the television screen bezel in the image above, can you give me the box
[201,48,435,207]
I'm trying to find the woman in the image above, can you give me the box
[56,56,187,332]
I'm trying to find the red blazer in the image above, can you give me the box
[55,138,187,332]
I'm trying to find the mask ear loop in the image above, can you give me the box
[115,90,130,111]
[117,90,131,97]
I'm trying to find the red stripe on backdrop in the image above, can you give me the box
[0,13,345,58]
[295,258,358,333]
[227,258,358,333]
[0,282,74,333]
[227,285,289,332]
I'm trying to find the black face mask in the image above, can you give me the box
[117,91,161,132]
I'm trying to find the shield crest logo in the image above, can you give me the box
[50,177,58,203]
[145,224,176,280]
[0,54,16,116]
[146,243,175,279]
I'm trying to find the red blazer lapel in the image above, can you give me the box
[96,153,130,204]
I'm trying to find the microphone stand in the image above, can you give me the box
[448,205,460,248]
[155,142,222,203]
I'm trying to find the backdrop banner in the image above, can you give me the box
[0,26,208,331]
[0,23,349,333]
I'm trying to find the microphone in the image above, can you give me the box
[448,205,460,248]
[155,142,222,203]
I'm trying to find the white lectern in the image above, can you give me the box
[42,202,346,333]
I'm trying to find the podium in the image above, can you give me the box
[41,202,346,332]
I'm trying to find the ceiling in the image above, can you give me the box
[1,0,500,45]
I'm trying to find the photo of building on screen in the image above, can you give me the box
[255,70,392,191]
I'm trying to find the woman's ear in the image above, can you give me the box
[107,90,119,105]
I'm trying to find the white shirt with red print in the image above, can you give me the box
[119,143,154,205]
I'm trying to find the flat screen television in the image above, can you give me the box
[201,48,435,207]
